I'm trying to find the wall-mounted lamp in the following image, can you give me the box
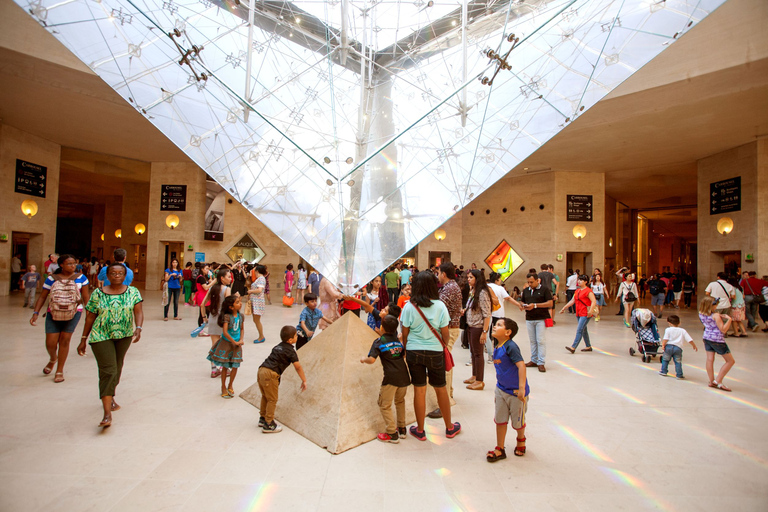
[434,229,447,241]
[101,233,105,241]
[21,200,38,219]
[134,223,146,235]
[716,217,733,236]
[649,248,653,256]
[608,237,613,248]
[115,229,122,239]
[572,224,587,240]
[166,214,180,230]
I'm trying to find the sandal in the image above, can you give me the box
[713,381,732,392]
[463,376,476,384]
[98,416,112,428]
[514,437,526,457]
[43,360,57,375]
[174,317,183,321]
[210,369,221,378]
[486,446,506,462]
[227,387,234,396]
[53,372,65,383]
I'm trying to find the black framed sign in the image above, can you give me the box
[567,194,592,222]
[709,177,741,215]
[15,159,47,198]
[161,184,187,211]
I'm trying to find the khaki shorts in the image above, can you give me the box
[494,386,527,430]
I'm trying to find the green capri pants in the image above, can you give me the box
[90,337,132,398]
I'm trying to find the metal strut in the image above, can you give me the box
[480,32,520,86]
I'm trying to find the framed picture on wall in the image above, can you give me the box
[484,240,525,282]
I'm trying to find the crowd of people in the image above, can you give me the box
[15,248,768,454]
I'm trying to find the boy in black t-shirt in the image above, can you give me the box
[257,326,307,433]
[360,315,410,443]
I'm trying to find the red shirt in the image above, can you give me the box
[574,288,592,317]
[740,277,767,295]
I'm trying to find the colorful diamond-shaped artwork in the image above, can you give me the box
[12,0,727,289]
[485,240,524,283]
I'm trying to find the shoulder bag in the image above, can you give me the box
[413,305,454,372]
[745,280,765,304]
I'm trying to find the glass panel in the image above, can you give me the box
[14,0,726,289]
[225,233,266,263]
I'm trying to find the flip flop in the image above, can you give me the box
[98,417,111,428]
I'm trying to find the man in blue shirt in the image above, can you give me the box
[98,248,134,286]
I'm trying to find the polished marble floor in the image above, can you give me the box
[1,291,767,512]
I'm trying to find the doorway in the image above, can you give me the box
[428,251,451,268]
[163,241,185,272]
[722,251,741,277]
[566,252,593,276]
[132,244,147,287]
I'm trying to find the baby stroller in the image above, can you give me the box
[629,308,661,363]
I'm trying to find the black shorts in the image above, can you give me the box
[406,350,446,388]
[704,339,730,355]
[296,333,309,350]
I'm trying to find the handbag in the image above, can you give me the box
[282,295,295,307]
[413,305,454,372]
[544,318,554,328]
[161,282,169,307]
[243,297,252,315]
[745,280,766,304]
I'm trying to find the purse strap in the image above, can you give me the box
[717,281,730,299]
[413,304,446,348]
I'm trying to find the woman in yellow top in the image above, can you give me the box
[81,264,144,428]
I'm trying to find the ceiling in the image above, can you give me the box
[0,0,766,244]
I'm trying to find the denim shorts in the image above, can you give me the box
[704,339,730,355]
[594,293,606,306]
[651,293,665,306]
[406,350,446,387]
[44,311,82,334]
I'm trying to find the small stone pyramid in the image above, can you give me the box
[240,312,435,453]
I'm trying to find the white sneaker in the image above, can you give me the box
[465,361,472,366]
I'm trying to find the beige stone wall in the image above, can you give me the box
[416,171,605,292]
[697,142,761,291]
[758,139,768,279]
[0,124,60,295]
[144,162,301,290]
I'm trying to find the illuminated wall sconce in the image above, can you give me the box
[649,248,653,256]
[115,229,122,239]
[101,233,105,241]
[572,224,587,240]
[21,199,38,218]
[434,229,447,241]
[166,214,180,229]
[716,217,733,236]
[134,223,146,235]
[608,237,613,248]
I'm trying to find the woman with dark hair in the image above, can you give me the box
[230,261,248,297]
[284,263,295,306]
[463,269,492,390]
[183,262,194,305]
[560,275,598,353]
[247,264,267,343]
[163,258,182,321]
[401,271,461,441]
[458,272,470,349]
[200,268,234,378]
[296,263,308,304]
[80,263,143,427]
[30,254,91,383]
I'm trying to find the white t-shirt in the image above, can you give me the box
[566,274,578,290]
[488,283,510,318]
[662,326,693,349]
[704,280,734,309]
[591,283,605,295]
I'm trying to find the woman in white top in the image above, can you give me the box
[590,273,609,322]
[615,273,639,328]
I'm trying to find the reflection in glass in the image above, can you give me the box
[13,0,726,289]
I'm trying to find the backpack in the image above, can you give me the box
[49,274,82,321]
[649,281,661,295]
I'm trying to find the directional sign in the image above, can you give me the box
[567,194,593,222]
[709,177,740,215]
[14,159,47,198]
[161,184,187,211]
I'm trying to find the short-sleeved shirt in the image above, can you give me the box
[165,269,182,289]
[223,313,242,342]
[368,334,410,387]
[43,273,89,312]
[84,287,143,343]
[399,269,412,286]
[648,279,666,295]
[538,271,554,292]
[573,288,593,317]
[741,277,768,296]
[401,300,450,351]
[566,274,578,290]
[700,313,725,343]
[662,326,693,349]
[439,279,463,328]
[260,342,299,376]
[298,306,324,338]
[520,285,553,321]
[385,271,399,289]
[493,340,529,397]
[488,283,510,318]
[97,263,134,286]
[308,273,320,295]
[23,272,41,288]
[705,280,734,309]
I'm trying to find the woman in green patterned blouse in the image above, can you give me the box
[80,263,144,428]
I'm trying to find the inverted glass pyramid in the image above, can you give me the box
[16,0,726,289]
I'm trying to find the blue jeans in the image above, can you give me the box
[565,290,575,313]
[571,316,592,349]
[526,320,546,365]
[660,345,683,377]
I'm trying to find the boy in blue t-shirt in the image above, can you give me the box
[296,293,334,350]
[360,315,410,443]
[488,317,529,462]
